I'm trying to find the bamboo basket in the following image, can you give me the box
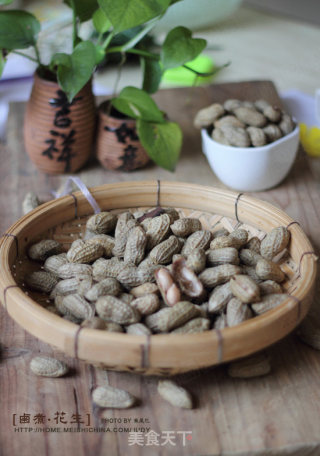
[0,181,317,376]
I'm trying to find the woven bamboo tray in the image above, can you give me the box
[0,181,317,376]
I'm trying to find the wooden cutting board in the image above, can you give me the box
[1,81,320,456]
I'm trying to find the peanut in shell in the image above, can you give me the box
[230,274,260,303]
[256,258,285,283]
[25,271,58,293]
[199,264,242,289]
[260,226,290,260]
[96,295,141,325]
[28,239,62,262]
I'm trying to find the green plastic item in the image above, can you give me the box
[162,54,215,86]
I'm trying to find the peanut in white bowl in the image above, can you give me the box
[201,123,300,192]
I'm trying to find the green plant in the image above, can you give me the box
[0,0,217,171]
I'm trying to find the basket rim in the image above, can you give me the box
[0,181,317,371]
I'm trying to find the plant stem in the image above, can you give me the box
[11,50,38,63]
[183,62,230,77]
[106,47,159,60]
[34,44,42,66]
[70,0,77,49]
[112,53,126,98]
[120,18,158,52]
[97,32,103,46]
[102,31,115,50]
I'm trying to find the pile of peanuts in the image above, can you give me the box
[194,99,295,147]
[23,208,290,336]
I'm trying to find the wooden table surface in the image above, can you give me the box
[1,82,320,456]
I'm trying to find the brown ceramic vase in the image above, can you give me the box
[24,72,96,174]
[96,101,150,172]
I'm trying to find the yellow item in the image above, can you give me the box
[300,123,320,157]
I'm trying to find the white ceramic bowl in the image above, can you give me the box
[201,124,300,192]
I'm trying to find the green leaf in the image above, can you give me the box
[0,10,40,50]
[94,44,105,64]
[161,26,206,70]
[93,8,111,33]
[63,0,98,22]
[137,119,182,171]
[56,41,96,102]
[112,86,164,122]
[98,0,170,33]
[51,52,70,67]
[0,0,13,5]
[141,57,162,94]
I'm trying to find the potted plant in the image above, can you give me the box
[0,0,211,173]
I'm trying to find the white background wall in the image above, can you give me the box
[245,0,320,25]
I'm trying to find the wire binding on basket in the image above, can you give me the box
[299,251,318,275]
[140,334,151,368]
[215,329,223,363]
[3,284,19,311]
[288,294,302,321]
[73,325,84,359]
[70,193,78,218]
[1,233,19,257]
[286,221,301,230]
[235,193,244,223]
[156,179,161,207]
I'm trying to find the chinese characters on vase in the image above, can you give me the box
[42,91,82,173]
[104,122,144,172]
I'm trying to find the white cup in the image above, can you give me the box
[201,123,300,192]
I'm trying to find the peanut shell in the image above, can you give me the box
[230,274,260,303]
[30,356,68,377]
[25,271,58,293]
[146,213,171,249]
[130,283,159,298]
[186,248,206,274]
[207,247,239,266]
[194,103,225,129]
[199,264,242,289]
[126,323,152,335]
[170,218,202,237]
[208,281,233,313]
[149,235,181,264]
[145,301,200,333]
[130,293,160,315]
[22,191,40,215]
[219,125,251,147]
[251,293,288,314]
[44,253,68,276]
[28,239,62,261]
[182,230,211,256]
[57,263,92,279]
[67,241,104,264]
[260,226,290,260]
[226,297,252,326]
[256,259,285,283]
[62,294,94,320]
[171,317,210,334]
[124,226,147,266]
[96,296,140,325]
[87,234,115,257]
[92,386,136,409]
[246,126,266,147]
[234,106,267,127]
[86,212,117,234]
[85,278,121,302]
